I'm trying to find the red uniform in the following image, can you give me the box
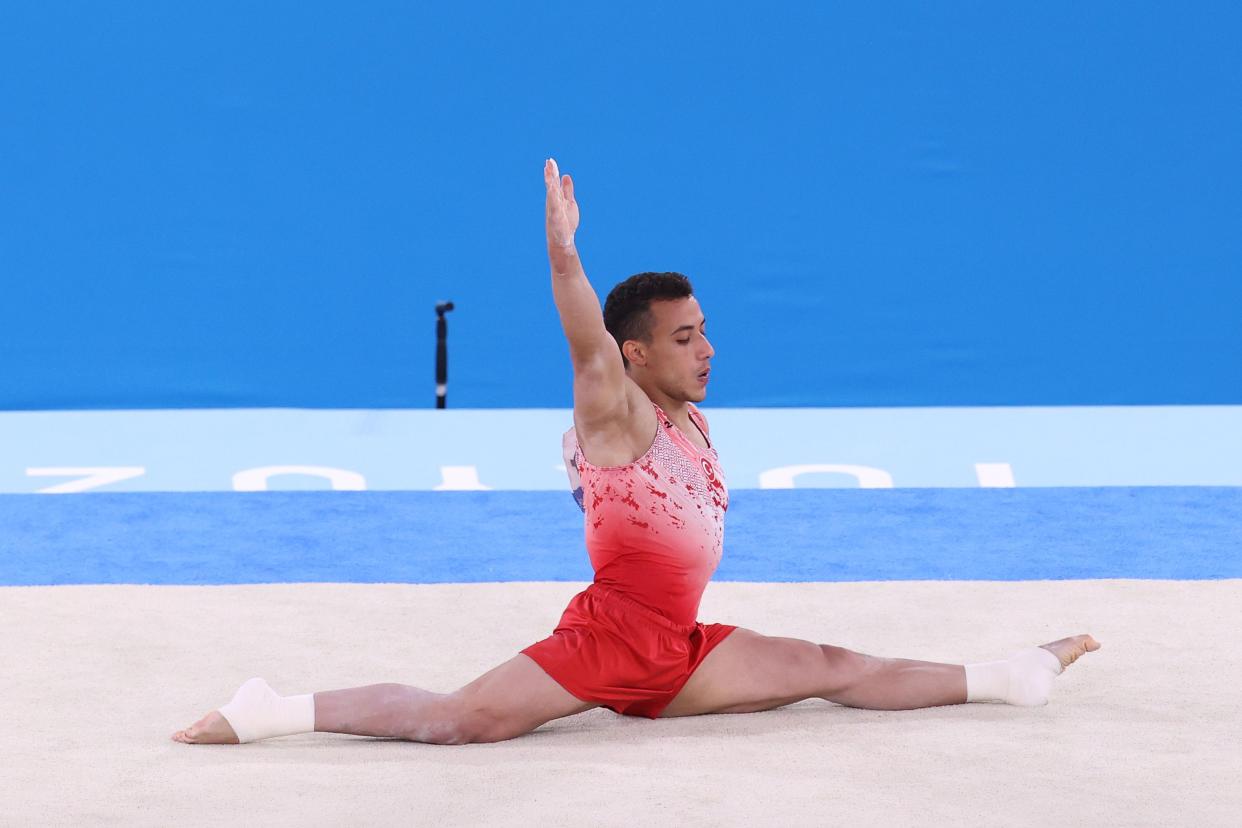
[521,401,736,718]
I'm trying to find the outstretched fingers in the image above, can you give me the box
[544,157,579,249]
[545,158,562,193]
[546,159,575,206]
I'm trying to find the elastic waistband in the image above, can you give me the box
[587,583,697,634]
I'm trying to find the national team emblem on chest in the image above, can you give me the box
[700,457,718,485]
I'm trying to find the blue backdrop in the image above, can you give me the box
[2,2,1239,409]
[4,488,1239,584]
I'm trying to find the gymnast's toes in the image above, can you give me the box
[1039,634,1101,670]
[171,710,240,745]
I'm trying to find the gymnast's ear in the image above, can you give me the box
[622,339,648,366]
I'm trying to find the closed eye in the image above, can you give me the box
[671,318,707,342]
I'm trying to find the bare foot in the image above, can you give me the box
[171,710,239,745]
[1039,634,1101,670]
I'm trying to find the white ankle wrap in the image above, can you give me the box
[218,678,315,743]
[965,647,1064,706]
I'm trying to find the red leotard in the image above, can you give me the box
[521,400,737,718]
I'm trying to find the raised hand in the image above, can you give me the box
[545,157,579,250]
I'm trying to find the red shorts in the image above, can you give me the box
[521,584,737,719]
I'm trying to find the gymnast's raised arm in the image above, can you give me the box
[544,158,632,431]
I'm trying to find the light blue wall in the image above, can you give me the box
[4,406,1241,492]
[2,2,1239,409]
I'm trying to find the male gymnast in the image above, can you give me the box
[173,159,1099,745]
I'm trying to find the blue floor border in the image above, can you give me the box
[2,488,1239,586]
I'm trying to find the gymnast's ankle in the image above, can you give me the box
[218,677,316,743]
[964,647,1063,706]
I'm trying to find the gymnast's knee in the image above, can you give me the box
[382,691,470,745]
[399,693,501,745]
[817,643,882,696]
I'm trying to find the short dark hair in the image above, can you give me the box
[603,272,694,366]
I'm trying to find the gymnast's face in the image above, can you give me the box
[624,296,714,402]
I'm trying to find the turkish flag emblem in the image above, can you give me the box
[700,458,718,484]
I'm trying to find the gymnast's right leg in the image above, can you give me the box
[171,654,595,745]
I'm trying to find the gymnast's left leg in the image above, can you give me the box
[660,628,1100,717]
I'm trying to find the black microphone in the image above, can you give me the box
[435,301,455,409]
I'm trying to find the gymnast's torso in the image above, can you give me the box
[564,401,728,626]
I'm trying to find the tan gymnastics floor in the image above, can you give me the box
[2,580,1239,827]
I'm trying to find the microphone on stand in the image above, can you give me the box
[435,301,454,409]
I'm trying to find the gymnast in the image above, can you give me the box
[173,159,1099,745]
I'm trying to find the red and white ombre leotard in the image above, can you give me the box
[581,401,728,626]
[522,401,737,718]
